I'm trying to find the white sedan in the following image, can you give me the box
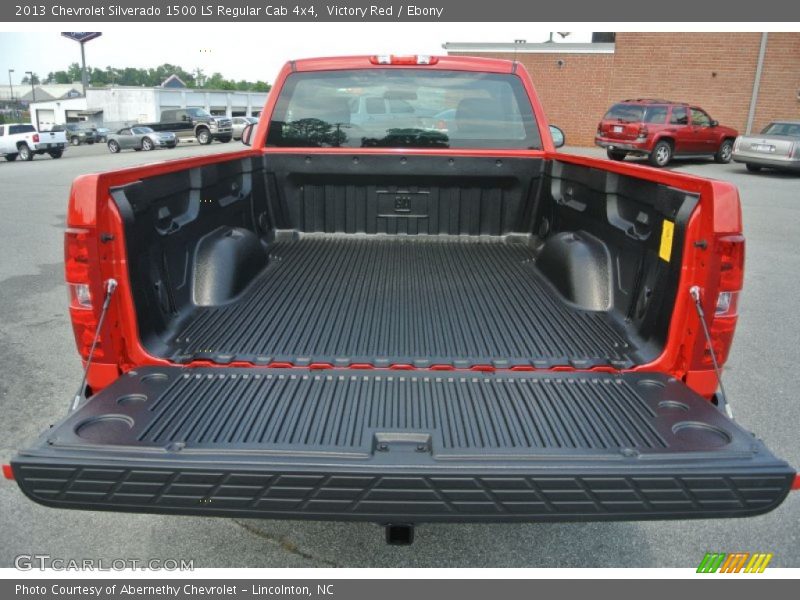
[732,121,800,172]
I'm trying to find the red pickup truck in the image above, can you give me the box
[6,56,795,543]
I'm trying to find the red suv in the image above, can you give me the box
[595,99,738,167]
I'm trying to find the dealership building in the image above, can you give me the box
[28,79,268,131]
[445,32,800,146]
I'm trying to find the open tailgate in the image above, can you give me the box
[11,367,794,522]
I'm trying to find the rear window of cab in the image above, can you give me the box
[8,124,36,135]
[266,69,542,150]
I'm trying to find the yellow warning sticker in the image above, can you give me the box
[659,219,675,262]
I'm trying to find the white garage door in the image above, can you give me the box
[36,109,55,132]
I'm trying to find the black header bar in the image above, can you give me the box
[3,0,800,22]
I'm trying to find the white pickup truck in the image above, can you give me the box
[0,123,67,161]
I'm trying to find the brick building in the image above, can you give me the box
[445,33,800,147]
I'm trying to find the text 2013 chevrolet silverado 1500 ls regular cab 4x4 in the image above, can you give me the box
[6,56,796,540]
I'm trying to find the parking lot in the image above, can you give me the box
[0,142,797,568]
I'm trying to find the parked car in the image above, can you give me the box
[732,121,800,172]
[106,126,178,153]
[349,94,419,129]
[60,123,98,146]
[95,128,111,143]
[7,56,795,542]
[595,99,738,167]
[140,108,233,144]
[232,116,258,140]
[0,123,67,161]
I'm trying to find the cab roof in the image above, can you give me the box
[289,55,517,74]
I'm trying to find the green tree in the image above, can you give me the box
[66,63,82,82]
[46,62,269,91]
[204,72,235,90]
[89,67,108,86]
[119,67,146,86]
[104,66,121,85]
[21,73,40,84]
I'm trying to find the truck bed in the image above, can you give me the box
[114,153,690,370]
[168,235,638,368]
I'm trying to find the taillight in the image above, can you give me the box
[717,234,745,291]
[65,228,91,283]
[637,125,649,139]
[702,316,737,367]
[33,133,40,143]
[369,55,438,65]
[692,234,745,369]
[64,227,104,360]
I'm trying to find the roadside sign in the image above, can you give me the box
[61,33,102,96]
[61,32,102,43]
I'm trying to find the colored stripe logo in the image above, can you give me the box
[697,553,773,573]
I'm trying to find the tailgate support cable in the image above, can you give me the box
[689,285,732,418]
[71,279,117,412]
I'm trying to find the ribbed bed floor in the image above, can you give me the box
[167,236,640,367]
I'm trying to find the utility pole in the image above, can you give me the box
[25,71,35,102]
[7,69,13,102]
[746,33,768,135]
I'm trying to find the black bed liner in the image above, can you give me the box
[12,367,793,522]
[166,235,641,368]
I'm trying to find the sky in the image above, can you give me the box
[0,25,592,85]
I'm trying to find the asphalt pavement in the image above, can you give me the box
[0,142,797,568]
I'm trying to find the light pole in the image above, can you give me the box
[25,71,35,102]
[7,68,13,102]
[546,32,572,43]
